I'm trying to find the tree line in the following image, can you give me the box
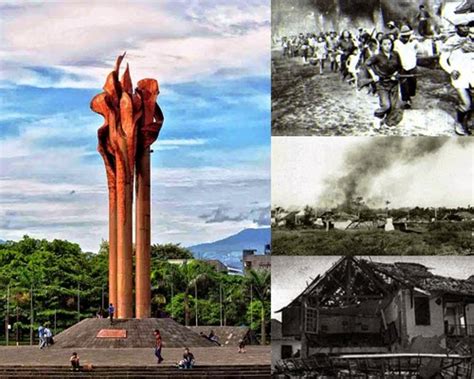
[0,236,270,345]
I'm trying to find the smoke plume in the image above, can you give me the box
[318,138,470,208]
[273,0,425,36]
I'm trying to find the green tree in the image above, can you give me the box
[179,261,214,326]
[150,243,193,260]
[246,269,271,345]
[303,205,316,226]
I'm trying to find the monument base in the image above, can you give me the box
[52,318,215,348]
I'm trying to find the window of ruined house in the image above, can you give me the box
[414,296,431,325]
[305,308,318,333]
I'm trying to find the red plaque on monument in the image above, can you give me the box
[96,329,127,338]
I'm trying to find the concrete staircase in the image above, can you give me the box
[0,365,270,378]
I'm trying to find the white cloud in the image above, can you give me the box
[0,0,270,88]
[159,138,209,146]
[0,163,270,251]
[0,114,269,251]
[0,1,270,251]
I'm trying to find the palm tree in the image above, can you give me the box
[247,269,270,345]
[179,261,211,326]
[152,263,180,318]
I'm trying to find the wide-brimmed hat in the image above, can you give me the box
[399,25,413,36]
[387,21,396,28]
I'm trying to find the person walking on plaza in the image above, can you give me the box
[108,303,115,325]
[44,324,53,347]
[154,329,164,364]
[38,325,46,349]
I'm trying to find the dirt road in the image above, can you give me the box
[272,50,460,136]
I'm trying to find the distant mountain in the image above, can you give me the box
[187,228,270,269]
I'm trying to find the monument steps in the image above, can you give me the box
[0,365,270,378]
[187,326,256,345]
[52,318,215,348]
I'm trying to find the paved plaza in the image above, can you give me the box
[0,346,270,367]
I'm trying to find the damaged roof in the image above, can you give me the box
[278,257,474,312]
[362,260,474,297]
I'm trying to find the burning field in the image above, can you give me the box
[271,137,474,255]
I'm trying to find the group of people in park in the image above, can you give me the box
[33,302,256,374]
[64,307,249,371]
[278,5,473,134]
[67,329,195,372]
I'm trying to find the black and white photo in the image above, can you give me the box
[272,255,474,378]
[272,0,474,136]
[272,137,473,255]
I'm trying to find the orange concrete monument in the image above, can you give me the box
[91,53,163,319]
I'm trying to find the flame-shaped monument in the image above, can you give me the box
[91,53,163,319]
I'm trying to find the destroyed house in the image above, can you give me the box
[278,257,474,357]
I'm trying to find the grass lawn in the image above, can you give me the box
[272,223,473,255]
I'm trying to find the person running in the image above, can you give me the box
[70,352,81,372]
[313,35,328,75]
[366,36,403,127]
[439,20,474,135]
[416,5,431,37]
[386,21,400,41]
[376,31,385,47]
[337,30,356,79]
[38,325,46,349]
[177,347,195,369]
[326,31,339,72]
[108,303,115,325]
[394,25,419,108]
[154,329,164,364]
[346,48,361,86]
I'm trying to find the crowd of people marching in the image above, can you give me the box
[278,4,473,135]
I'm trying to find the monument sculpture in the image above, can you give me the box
[91,53,163,319]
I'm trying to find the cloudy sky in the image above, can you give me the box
[0,0,270,252]
[272,256,474,321]
[272,137,473,209]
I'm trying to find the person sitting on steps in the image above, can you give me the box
[177,347,195,369]
[70,352,81,372]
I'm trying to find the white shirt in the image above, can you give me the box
[394,39,418,70]
[44,328,52,337]
[440,45,474,88]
